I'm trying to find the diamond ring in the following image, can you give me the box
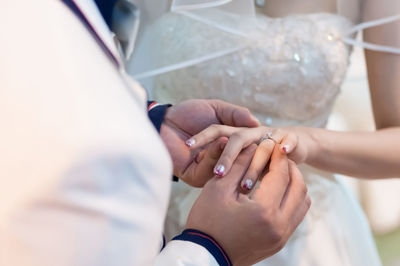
[259,132,277,144]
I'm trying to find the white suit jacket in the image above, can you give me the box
[0,0,219,265]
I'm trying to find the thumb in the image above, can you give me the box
[210,100,260,128]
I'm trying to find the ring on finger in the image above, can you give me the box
[259,132,277,144]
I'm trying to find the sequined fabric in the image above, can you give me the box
[150,12,353,127]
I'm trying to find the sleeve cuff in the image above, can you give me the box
[172,229,232,266]
[147,101,171,133]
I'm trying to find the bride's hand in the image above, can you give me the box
[160,99,260,187]
[186,125,315,191]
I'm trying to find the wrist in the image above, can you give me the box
[303,127,323,165]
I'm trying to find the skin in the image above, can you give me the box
[257,0,337,17]
[160,99,260,187]
[160,100,311,263]
[187,145,310,265]
[156,1,398,260]
[184,0,400,186]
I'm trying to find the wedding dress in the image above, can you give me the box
[128,1,400,265]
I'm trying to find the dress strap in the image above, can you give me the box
[342,14,400,55]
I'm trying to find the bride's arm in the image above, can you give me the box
[304,0,400,179]
[304,0,400,178]
[184,0,400,181]
[187,125,400,181]
[363,0,400,129]
[302,127,400,179]
[263,0,400,179]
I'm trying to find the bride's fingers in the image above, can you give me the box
[213,128,265,176]
[240,138,275,192]
[183,137,228,187]
[240,129,287,182]
[185,125,240,149]
[194,137,228,187]
[280,132,298,154]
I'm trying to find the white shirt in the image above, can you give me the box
[0,0,218,265]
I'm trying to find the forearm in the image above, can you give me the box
[305,127,400,179]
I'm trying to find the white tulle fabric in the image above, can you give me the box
[149,11,353,127]
[126,1,400,265]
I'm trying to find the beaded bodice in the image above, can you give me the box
[149,12,354,127]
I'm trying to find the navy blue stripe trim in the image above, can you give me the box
[147,102,171,133]
[160,235,166,251]
[94,0,117,28]
[172,229,232,266]
[60,0,120,68]
[147,101,178,182]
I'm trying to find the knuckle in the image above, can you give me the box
[274,129,282,136]
[264,220,285,245]
[276,243,285,253]
[269,231,284,247]
[232,131,245,140]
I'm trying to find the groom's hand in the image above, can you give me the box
[186,145,311,265]
[160,99,260,187]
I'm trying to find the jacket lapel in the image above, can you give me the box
[61,0,123,68]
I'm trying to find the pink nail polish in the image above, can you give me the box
[214,165,225,177]
[186,139,195,147]
[282,145,290,153]
[243,179,253,190]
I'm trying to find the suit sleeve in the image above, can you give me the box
[147,101,171,132]
[0,1,226,266]
[156,229,232,266]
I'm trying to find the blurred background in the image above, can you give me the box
[327,41,400,266]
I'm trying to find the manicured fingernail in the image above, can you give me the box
[186,139,195,147]
[243,179,253,190]
[214,165,225,177]
[282,145,290,153]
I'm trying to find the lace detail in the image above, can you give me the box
[149,12,353,127]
